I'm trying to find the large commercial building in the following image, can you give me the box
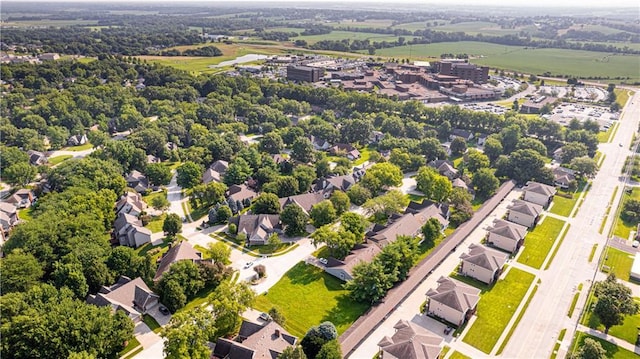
[286,65,324,82]
[436,60,490,84]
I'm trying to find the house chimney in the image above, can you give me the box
[275,329,280,337]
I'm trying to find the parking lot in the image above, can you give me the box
[546,103,619,129]
[461,102,508,115]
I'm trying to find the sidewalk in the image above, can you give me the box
[577,324,640,355]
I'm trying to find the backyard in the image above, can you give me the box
[252,262,369,337]
[602,246,636,282]
[462,268,536,353]
[517,217,566,269]
[583,297,640,344]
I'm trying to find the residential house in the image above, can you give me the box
[428,160,458,180]
[203,160,229,184]
[210,160,230,174]
[367,201,449,247]
[477,134,488,146]
[5,189,35,208]
[486,219,528,254]
[116,192,147,217]
[404,200,450,228]
[125,170,149,193]
[227,184,258,204]
[441,143,452,157]
[459,244,508,284]
[553,167,577,189]
[452,178,473,197]
[426,276,481,327]
[309,135,331,151]
[87,276,159,322]
[328,143,361,160]
[552,147,564,163]
[154,241,206,281]
[279,192,325,216]
[230,214,282,246]
[450,129,474,142]
[0,202,18,233]
[523,181,556,207]
[370,130,384,144]
[311,171,363,196]
[377,320,443,359]
[212,320,297,359]
[27,150,47,166]
[146,154,161,164]
[507,199,543,228]
[67,134,88,147]
[114,212,152,248]
[324,244,382,281]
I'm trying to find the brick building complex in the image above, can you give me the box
[286,65,324,82]
[436,60,489,84]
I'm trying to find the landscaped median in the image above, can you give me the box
[252,262,369,337]
[462,268,536,354]
[516,217,566,269]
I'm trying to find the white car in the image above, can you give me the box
[632,241,639,248]
[244,261,254,269]
[319,258,328,265]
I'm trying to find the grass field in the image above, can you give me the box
[144,213,166,233]
[142,314,162,333]
[328,19,395,29]
[517,217,566,269]
[448,351,472,359]
[371,42,640,81]
[2,19,99,27]
[602,246,636,282]
[613,187,640,240]
[63,142,93,151]
[119,337,141,357]
[550,184,587,217]
[296,30,411,45]
[573,332,639,359]
[583,297,640,344]
[142,190,168,208]
[48,154,73,165]
[17,208,34,221]
[253,262,369,337]
[462,268,536,353]
[432,21,531,36]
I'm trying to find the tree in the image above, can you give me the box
[329,190,350,215]
[421,218,442,245]
[345,261,392,304]
[574,338,607,359]
[483,137,503,163]
[216,205,232,223]
[516,137,547,157]
[361,162,403,194]
[311,225,357,259]
[472,168,500,198]
[254,264,267,278]
[280,203,309,237]
[106,246,154,283]
[145,163,172,186]
[160,279,187,313]
[450,137,467,156]
[291,137,315,163]
[259,132,284,154]
[208,242,231,265]
[415,166,451,202]
[3,162,37,186]
[593,274,640,333]
[340,212,368,240]
[465,149,490,173]
[267,232,282,247]
[561,142,589,164]
[224,157,253,186]
[363,190,408,221]
[176,161,202,189]
[163,213,182,236]
[208,281,255,339]
[346,183,372,206]
[162,307,216,359]
[301,322,338,359]
[293,165,316,193]
[52,259,89,299]
[151,194,170,211]
[280,346,308,359]
[316,340,342,359]
[570,156,597,178]
[499,124,522,153]
[268,307,286,326]
[0,249,44,293]
[279,346,308,359]
[264,176,299,197]
[496,149,546,184]
[309,200,337,228]
[377,236,418,282]
[252,193,281,214]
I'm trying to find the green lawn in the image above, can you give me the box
[583,297,640,344]
[63,142,93,151]
[253,262,369,337]
[463,268,536,353]
[142,314,162,333]
[613,188,640,240]
[142,190,168,208]
[448,351,472,359]
[186,200,210,222]
[517,217,566,269]
[573,332,639,359]
[550,184,587,217]
[48,154,73,165]
[119,337,141,357]
[416,235,445,262]
[615,88,633,108]
[602,247,636,282]
[598,123,617,143]
[17,208,34,221]
[371,42,640,82]
[144,213,166,233]
[353,145,373,166]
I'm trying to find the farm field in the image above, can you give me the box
[431,21,531,36]
[371,41,640,81]
[2,19,99,27]
[326,19,395,29]
[296,30,413,44]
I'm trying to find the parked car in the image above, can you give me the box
[244,261,254,269]
[632,240,639,248]
[319,258,328,265]
[159,305,170,315]
[259,312,271,321]
[444,326,453,335]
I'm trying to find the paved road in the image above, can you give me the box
[501,89,640,358]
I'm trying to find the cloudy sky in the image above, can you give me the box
[10,0,639,6]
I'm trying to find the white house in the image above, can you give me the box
[459,244,508,284]
[486,219,528,254]
[523,181,556,207]
[426,276,481,327]
[507,199,543,228]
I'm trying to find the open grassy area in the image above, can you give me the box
[253,262,369,337]
[119,337,141,357]
[448,351,472,359]
[142,314,162,333]
[545,224,571,270]
[550,328,567,359]
[142,190,168,208]
[517,217,566,269]
[573,332,639,359]
[550,183,587,217]
[3,19,99,27]
[602,246,636,282]
[615,88,633,108]
[17,208,34,221]
[63,142,93,151]
[353,145,373,166]
[495,282,539,355]
[48,154,73,165]
[144,213,166,233]
[296,30,409,45]
[432,21,528,36]
[463,268,536,353]
[613,187,640,240]
[371,42,640,82]
[583,296,640,345]
[598,122,618,143]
